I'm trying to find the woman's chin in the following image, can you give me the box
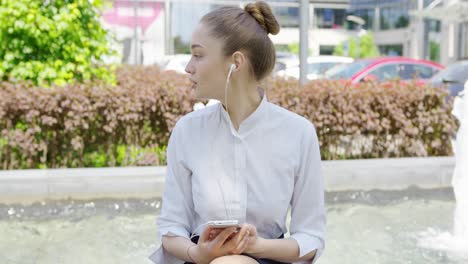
[194,90,209,100]
[193,89,203,99]
[192,87,219,101]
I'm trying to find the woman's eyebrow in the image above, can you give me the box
[191,44,204,49]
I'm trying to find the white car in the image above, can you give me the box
[160,54,191,73]
[276,56,354,80]
[275,54,299,72]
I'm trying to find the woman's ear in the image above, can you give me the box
[231,51,246,72]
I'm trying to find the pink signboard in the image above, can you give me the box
[103,0,163,32]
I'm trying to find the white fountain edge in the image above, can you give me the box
[0,156,455,204]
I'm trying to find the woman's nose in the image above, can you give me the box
[185,61,194,74]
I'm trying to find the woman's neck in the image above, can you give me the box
[223,80,262,131]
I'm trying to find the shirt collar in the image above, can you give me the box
[219,88,269,138]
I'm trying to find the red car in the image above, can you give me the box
[324,57,444,84]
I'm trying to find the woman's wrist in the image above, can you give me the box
[191,244,211,264]
[190,245,202,263]
[247,237,267,258]
[187,244,197,263]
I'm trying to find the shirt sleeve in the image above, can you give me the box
[289,122,326,264]
[157,120,195,240]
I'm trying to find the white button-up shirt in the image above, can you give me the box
[149,92,325,264]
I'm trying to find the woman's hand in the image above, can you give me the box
[237,223,264,255]
[191,226,250,263]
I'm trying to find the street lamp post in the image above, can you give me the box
[299,0,309,86]
[134,0,140,65]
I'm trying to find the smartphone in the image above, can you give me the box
[207,220,241,230]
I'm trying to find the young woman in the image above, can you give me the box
[149,2,325,263]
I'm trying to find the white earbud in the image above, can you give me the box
[230,63,236,72]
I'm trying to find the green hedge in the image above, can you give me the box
[267,78,456,159]
[0,66,194,169]
[0,66,457,169]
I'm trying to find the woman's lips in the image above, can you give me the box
[190,79,197,89]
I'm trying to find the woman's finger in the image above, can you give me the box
[208,228,223,240]
[231,235,249,255]
[223,228,248,250]
[245,224,257,238]
[200,226,214,242]
[210,229,223,236]
[213,227,237,246]
[234,225,249,244]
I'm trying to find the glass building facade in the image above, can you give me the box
[348,0,416,30]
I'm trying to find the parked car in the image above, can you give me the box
[429,60,468,97]
[276,51,297,61]
[324,57,444,84]
[274,52,299,73]
[275,56,354,80]
[160,54,191,73]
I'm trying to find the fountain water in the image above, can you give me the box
[452,81,468,241]
[418,81,468,259]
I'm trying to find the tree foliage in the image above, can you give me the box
[334,32,380,59]
[0,0,116,86]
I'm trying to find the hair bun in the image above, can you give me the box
[244,1,280,35]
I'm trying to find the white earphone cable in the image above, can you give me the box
[225,64,235,115]
[219,64,236,221]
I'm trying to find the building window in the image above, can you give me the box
[314,8,346,29]
[380,7,409,30]
[428,19,441,32]
[272,6,299,27]
[347,9,374,30]
[320,45,335,55]
[378,44,403,56]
